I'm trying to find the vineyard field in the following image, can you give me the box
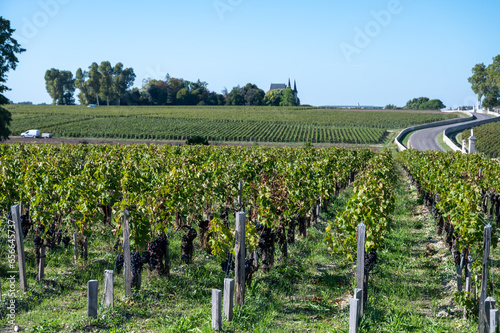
[7,105,459,144]
[0,144,495,332]
[463,122,500,158]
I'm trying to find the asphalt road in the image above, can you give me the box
[409,113,492,151]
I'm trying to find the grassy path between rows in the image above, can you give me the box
[358,166,476,332]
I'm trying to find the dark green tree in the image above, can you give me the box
[226,86,245,105]
[0,17,24,140]
[112,62,135,105]
[75,68,90,104]
[166,77,187,104]
[99,61,113,106]
[240,83,265,105]
[468,56,500,109]
[280,87,297,106]
[176,87,193,105]
[468,63,488,104]
[87,62,102,105]
[404,97,429,110]
[487,55,500,88]
[418,99,445,110]
[482,86,499,109]
[484,56,500,108]
[44,69,75,105]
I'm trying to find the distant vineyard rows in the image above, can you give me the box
[9,105,459,144]
[45,118,388,144]
[463,122,500,158]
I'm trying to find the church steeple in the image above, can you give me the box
[287,78,291,88]
[293,80,297,92]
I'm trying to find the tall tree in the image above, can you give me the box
[45,68,62,104]
[0,17,25,140]
[484,55,500,108]
[240,83,265,105]
[468,63,488,105]
[141,78,161,104]
[44,69,75,105]
[482,86,499,109]
[60,71,75,105]
[166,77,187,104]
[189,79,210,105]
[487,55,500,88]
[469,56,500,109]
[226,86,245,105]
[75,68,90,104]
[87,62,101,105]
[98,61,113,106]
[112,63,135,105]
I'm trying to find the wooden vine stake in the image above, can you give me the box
[479,224,491,333]
[238,181,243,208]
[212,289,222,331]
[123,210,132,296]
[104,270,114,307]
[485,297,496,332]
[491,308,499,333]
[223,278,235,321]
[37,245,45,281]
[464,254,472,319]
[356,223,366,315]
[235,211,246,307]
[349,297,359,333]
[12,204,27,292]
[73,233,78,261]
[87,280,98,318]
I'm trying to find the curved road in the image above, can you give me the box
[409,113,492,151]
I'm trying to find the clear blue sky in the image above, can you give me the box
[1,0,499,108]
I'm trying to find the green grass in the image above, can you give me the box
[437,133,454,152]
[359,166,475,332]
[7,105,459,145]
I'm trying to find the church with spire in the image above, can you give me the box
[269,78,299,105]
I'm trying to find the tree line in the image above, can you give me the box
[384,97,445,110]
[469,55,500,109]
[44,62,299,107]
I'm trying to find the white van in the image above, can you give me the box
[20,129,40,138]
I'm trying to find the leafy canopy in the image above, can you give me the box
[0,17,25,141]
